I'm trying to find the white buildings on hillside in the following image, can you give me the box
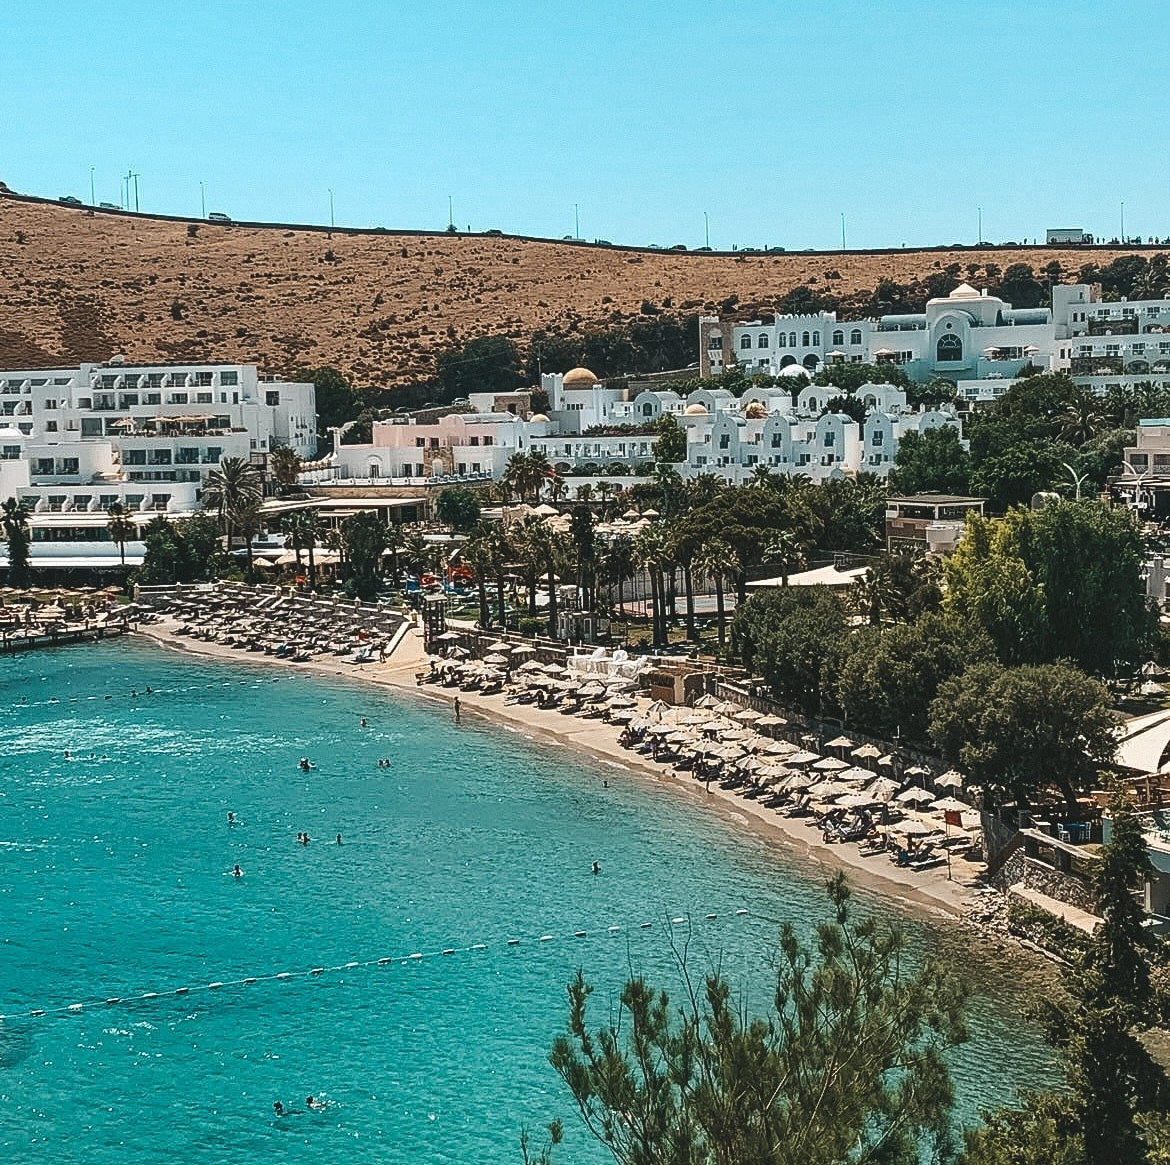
[701,283,1054,384]
[0,360,315,569]
[700,280,1170,399]
[326,367,961,489]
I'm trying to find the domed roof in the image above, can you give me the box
[683,402,708,416]
[562,366,598,387]
[529,413,550,423]
[779,363,811,379]
[744,401,768,419]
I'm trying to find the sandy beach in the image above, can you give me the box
[136,617,983,924]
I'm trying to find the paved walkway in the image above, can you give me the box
[1008,883,1099,934]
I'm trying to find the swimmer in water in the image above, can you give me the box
[273,1100,286,1116]
[592,861,601,875]
[336,833,342,845]
[306,1095,324,1109]
[360,717,368,728]
[227,812,236,825]
[64,749,71,760]
[232,864,243,878]
[131,689,137,698]
[145,686,152,694]
[298,832,310,846]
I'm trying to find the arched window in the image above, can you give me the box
[850,329,862,345]
[832,330,844,345]
[789,332,797,347]
[801,331,810,346]
[758,334,769,348]
[936,334,963,362]
[740,335,752,350]
[812,331,821,346]
[777,333,787,348]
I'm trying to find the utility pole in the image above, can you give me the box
[199,182,206,218]
[704,210,710,248]
[448,195,454,230]
[328,188,334,229]
[1121,200,1126,243]
[977,206,982,245]
[90,167,95,206]
[127,170,140,212]
[840,213,846,250]
[574,203,579,240]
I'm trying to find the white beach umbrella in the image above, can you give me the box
[895,787,934,805]
[935,770,964,790]
[930,797,971,814]
[894,820,936,836]
[694,694,720,709]
[607,695,637,709]
[904,765,931,778]
[824,734,856,750]
[517,659,544,673]
[647,699,671,722]
[836,792,876,808]
[764,739,798,756]
[837,766,877,785]
[486,640,512,653]
[733,708,763,724]
[483,653,509,667]
[867,777,902,801]
[786,750,822,768]
[755,714,787,730]
[813,756,849,772]
[510,644,537,656]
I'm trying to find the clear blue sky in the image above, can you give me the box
[2,1,1165,250]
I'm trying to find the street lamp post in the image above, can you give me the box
[90,167,95,206]
[328,189,334,229]
[1122,459,1151,517]
[200,182,206,219]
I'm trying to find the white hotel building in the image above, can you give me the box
[0,361,315,570]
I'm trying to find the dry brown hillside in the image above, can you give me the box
[0,191,1152,387]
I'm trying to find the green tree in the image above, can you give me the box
[542,875,967,1165]
[889,426,972,496]
[928,661,1115,809]
[970,439,1068,509]
[105,503,137,570]
[837,613,991,743]
[269,445,303,493]
[300,365,361,435]
[343,511,389,599]
[813,361,910,393]
[461,526,494,629]
[435,486,482,533]
[233,500,265,581]
[139,515,182,584]
[944,503,1155,677]
[851,547,942,626]
[437,335,520,399]
[1,497,31,587]
[174,514,229,582]
[731,586,849,717]
[652,413,688,463]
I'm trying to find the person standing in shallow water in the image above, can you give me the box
[453,696,461,724]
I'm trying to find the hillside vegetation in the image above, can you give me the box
[0,190,1156,389]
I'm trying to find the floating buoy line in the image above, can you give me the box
[3,675,291,714]
[1,908,750,1023]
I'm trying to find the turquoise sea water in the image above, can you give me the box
[0,640,1054,1164]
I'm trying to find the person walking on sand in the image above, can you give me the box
[453,696,461,725]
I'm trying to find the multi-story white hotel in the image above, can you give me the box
[700,283,1054,385]
[700,280,1170,402]
[0,360,315,569]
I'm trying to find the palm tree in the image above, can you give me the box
[2,497,31,588]
[106,503,136,569]
[763,528,807,586]
[461,527,494,629]
[402,530,435,584]
[1059,389,1106,446]
[528,449,553,501]
[595,480,616,516]
[203,457,263,550]
[269,446,303,494]
[635,525,669,648]
[485,523,513,627]
[695,536,740,650]
[384,522,405,590]
[234,500,265,581]
[667,519,700,641]
[575,483,594,504]
[547,473,568,504]
[602,535,636,632]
